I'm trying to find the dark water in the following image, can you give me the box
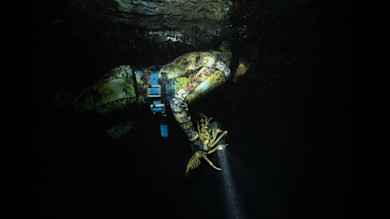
[31,0,358,218]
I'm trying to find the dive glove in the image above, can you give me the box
[191,138,209,152]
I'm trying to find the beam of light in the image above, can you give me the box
[217,147,245,219]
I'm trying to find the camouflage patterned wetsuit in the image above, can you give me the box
[66,50,231,143]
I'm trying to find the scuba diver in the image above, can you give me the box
[54,41,250,152]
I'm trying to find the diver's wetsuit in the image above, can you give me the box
[65,50,231,143]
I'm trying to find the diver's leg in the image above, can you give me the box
[53,65,139,138]
[55,65,137,114]
[106,120,135,138]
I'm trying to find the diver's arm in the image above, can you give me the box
[169,67,228,149]
[170,90,199,142]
